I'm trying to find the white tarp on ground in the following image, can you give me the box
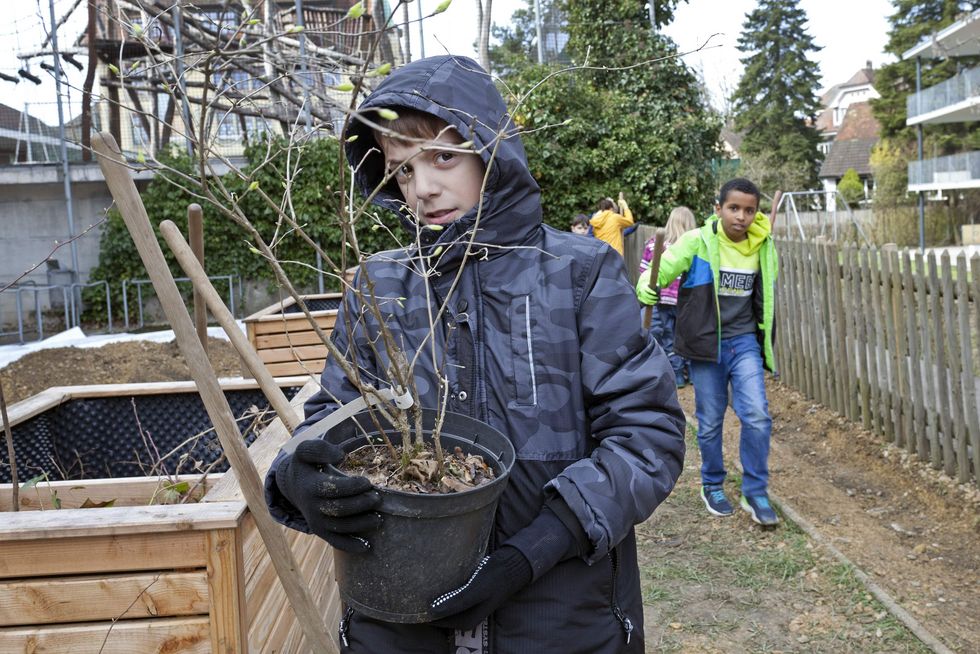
[0,323,243,372]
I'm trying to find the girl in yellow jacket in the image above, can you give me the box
[589,192,634,255]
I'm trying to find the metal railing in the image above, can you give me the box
[908,151,980,188]
[907,66,980,121]
[1,281,114,344]
[121,274,239,331]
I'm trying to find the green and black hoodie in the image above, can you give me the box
[642,212,778,371]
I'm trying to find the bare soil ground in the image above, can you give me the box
[1,344,977,652]
[641,382,979,653]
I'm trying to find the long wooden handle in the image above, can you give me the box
[642,228,667,329]
[160,219,301,433]
[92,133,337,654]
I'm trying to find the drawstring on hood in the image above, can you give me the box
[343,56,543,271]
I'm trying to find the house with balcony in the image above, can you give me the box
[86,0,403,159]
[816,63,882,207]
[902,8,980,198]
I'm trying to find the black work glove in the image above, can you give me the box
[275,439,382,553]
[428,545,532,630]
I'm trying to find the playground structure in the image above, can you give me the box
[771,190,872,245]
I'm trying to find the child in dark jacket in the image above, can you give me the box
[264,56,685,653]
[636,178,779,527]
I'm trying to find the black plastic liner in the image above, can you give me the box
[282,296,341,313]
[2,386,299,483]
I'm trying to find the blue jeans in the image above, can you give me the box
[651,304,689,381]
[689,333,772,497]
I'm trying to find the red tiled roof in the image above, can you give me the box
[835,102,881,141]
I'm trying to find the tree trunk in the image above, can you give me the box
[476,0,492,73]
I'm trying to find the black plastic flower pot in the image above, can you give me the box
[326,407,516,623]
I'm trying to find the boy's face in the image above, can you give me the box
[571,223,589,235]
[382,129,485,226]
[716,190,759,242]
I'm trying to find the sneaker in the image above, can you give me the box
[700,485,734,516]
[741,494,780,526]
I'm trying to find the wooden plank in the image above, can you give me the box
[258,343,330,365]
[845,245,861,421]
[254,330,329,350]
[855,247,872,431]
[928,253,952,471]
[248,313,338,337]
[867,246,886,437]
[919,252,939,465]
[890,248,910,449]
[0,531,207,579]
[940,252,964,478]
[0,616,210,653]
[826,242,847,416]
[264,359,326,377]
[777,239,798,390]
[0,474,220,512]
[903,251,926,458]
[4,388,69,428]
[0,571,208,626]
[880,247,898,440]
[800,243,817,400]
[811,242,828,406]
[955,254,978,483]
[0,501,244,541]
[972,253,980,487]
[206,528,248,654]
[839,245,855,420]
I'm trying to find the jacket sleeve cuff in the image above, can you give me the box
[503,500,588,582]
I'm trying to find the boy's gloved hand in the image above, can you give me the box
[275,439,382,553]
[428,503,585,630]
[635,270,659,305]
[428,546,532,630]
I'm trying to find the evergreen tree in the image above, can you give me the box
[871,1,979,148]
[730,0,824,193]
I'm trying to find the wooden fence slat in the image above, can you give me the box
[884,247,903,443]
[856,247,873,431]
[827,243,848,417]
[972,254,980,487]
[940,253,965,479]
[807,243,824,404]
[0,616,210,653]
[786,240,803,391]
[892,248,911,450]
[928,254,952,471]
[956,254,978,483]
[915,251,935,462]
[902,251,925,458]
[843,245,861,421]
[868,248,890,436]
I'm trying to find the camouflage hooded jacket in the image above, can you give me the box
[265,56,685,654]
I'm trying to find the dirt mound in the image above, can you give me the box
[0,339,245,405]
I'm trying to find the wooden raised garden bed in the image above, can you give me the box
[0,378,341,653]
[243,293,343,378]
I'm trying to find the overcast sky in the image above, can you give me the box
[2,0,897,124]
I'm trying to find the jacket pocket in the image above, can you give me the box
[509,295,538,407]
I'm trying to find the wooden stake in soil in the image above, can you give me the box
[1,381,18,511]
[642,228,666,330]
[160,219,301,433]
[92,132,337,654]
[188,203,207,352]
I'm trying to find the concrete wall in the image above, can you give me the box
[0,163,145,333]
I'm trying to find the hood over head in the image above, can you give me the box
[344,56,541,268]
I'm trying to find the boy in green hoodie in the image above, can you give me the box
[636,178,779,526]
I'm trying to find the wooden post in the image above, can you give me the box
[160,219,301,432]
[91,132,338,654]
[642,228,666,330]
[188,203,207,352]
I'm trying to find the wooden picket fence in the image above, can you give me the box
[774,239,980,487]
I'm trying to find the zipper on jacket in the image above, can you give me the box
[339,605,353,648]
[608,549,634,645]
